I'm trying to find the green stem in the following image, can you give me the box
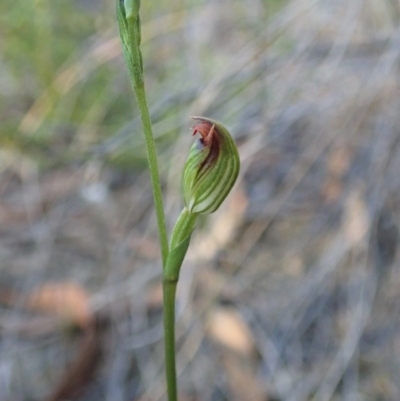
[162,208,197,401]
[117,7,207,400]
[163,278,178,401]
[134,82,169,268]
[125,15,169,268]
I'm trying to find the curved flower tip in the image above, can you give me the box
[183,117,240,215]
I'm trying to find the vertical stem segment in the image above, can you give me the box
[134,82,169,268]
[120,11,169,268]
[162,208,197,401]
[163,279,178,401]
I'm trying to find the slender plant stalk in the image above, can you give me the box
[162,208,198,401]
[117,4,240,401]
[133,82,169,268]
[163,279,178,401]
[120,9,169,268]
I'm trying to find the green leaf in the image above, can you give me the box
[164,233,192,282]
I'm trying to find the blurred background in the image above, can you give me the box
[1,0,400,400]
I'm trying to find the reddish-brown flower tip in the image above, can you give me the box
[191,117,221,172]
[192,119,215,143]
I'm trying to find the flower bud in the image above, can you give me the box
[116,0,143,76]
[118,0,140,19]
[183,117,240,215]
[123,0,140,19]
